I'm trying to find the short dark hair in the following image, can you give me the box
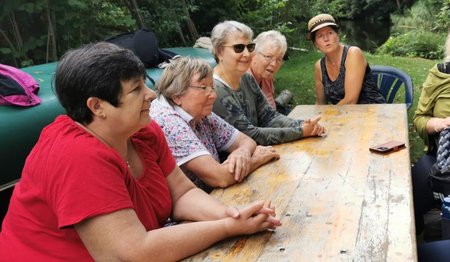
[310,25,340,42]
[54,42,146,123]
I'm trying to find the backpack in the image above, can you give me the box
[429,127,450,201]
[0,64,41,107]
[105,28,178,68]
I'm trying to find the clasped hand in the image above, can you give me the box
[224,200,281,235]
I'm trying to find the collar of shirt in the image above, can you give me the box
[155,95,194,124]
[213,73,232,89]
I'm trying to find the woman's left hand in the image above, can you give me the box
[223,149,252,182]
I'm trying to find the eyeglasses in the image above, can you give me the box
[189,85,216,95]
[222,43,256,53]
[259,52,284,64]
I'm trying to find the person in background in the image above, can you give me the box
[0,42,281,261]
[249,30,292,115]
[211,20,325,146]
[151,56,280,193]
[308,13,386,105]
[412,32,450,241]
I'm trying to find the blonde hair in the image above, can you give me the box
[155,57,212,106]
[210,21,254,63]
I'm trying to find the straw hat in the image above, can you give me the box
[307,14,339,40]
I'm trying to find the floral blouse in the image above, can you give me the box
[151,96,239,191]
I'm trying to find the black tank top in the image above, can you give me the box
[320,45,386,104]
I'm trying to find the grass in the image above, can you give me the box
[275,48,438,164]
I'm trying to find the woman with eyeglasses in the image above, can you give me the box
[151,56,280,192]
[308,14,385,105]
[211,20,325,146]
[0,43,281,261]
[248,30,290,114]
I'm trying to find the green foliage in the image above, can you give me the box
[0,0,446,66]
[0,0,135,66]
[377,0,449,60]
[435,0,450,31]
[377,31,446,59]
[139,1,187,46]
[391,0,437,33]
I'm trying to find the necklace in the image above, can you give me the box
[218,64,237,90]
[125,139,133,169]
[76,121,131,169]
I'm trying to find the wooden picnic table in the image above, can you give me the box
[185,104,416,262]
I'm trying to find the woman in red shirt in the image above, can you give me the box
[0,42,280,261]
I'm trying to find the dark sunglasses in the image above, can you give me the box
[222,43,256,53]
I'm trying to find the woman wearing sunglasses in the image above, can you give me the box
[151,56,280,193]
[211,20,325,146]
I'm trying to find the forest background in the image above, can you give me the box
[0,0,449,162]
[1,0,448,67]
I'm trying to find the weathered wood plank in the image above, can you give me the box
[185,104,416,262]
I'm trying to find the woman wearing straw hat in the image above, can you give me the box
[307,13,385,105]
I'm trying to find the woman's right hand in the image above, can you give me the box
[302,115,326,137]
[252,145,280,163]
[223,201,281,236]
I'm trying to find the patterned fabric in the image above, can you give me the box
[436,128,450,172]
[151,96,239,192]
[320,45,386,105]
[212,73,303,146]
[428,127,450,201]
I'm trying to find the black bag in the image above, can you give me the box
[428,127,450,202]
[105,28,177,68]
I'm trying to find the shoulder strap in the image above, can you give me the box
[340,45,350,66]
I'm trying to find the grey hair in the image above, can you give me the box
[254,30,288,56]
[155,56,213,106]
[210,20,254,63]
[445,31,450,63]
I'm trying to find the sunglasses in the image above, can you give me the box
[222,43,256,53]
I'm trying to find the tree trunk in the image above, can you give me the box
[8,12,23,51]
[0,29,19,67]
[124,0,144,29]
[395,0,401,10]
[46,2,57,62]
[181,0,198,42]
[176,24,187,46]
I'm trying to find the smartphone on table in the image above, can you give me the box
[369,140,406,154]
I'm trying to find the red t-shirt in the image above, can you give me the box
[0,116,176,261]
